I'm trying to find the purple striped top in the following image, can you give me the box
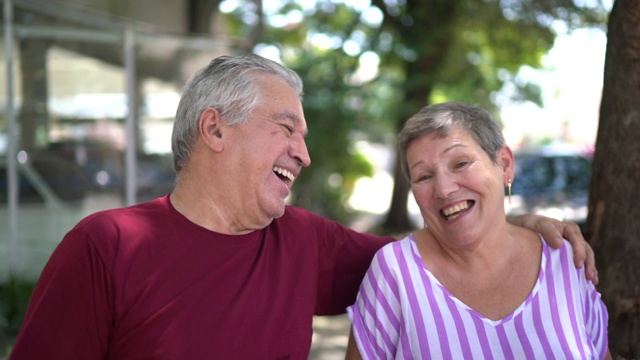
[347,234,608,359]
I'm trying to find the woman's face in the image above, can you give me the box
[406,124,513,246]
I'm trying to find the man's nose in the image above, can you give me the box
[291,134,311,167]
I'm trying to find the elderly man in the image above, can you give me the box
[10,54,596,360]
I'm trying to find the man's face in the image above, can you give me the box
[224,75,311,229]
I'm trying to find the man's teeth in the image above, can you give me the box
[442,201,469,217]
[273,166,294,181]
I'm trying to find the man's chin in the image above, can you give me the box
[272,206,286,219]
[265,202,286,220]
[260,196,287,222]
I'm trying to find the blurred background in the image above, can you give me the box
[0,0,619,357]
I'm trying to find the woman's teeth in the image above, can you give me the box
[442,201,470,220]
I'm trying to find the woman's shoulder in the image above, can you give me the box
[540,236,575,261]
[369,234,418,269]
[536,232,573,253]
[377,233,413,252]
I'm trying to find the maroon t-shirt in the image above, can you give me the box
[11,195,392,359]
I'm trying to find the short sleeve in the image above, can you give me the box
[10,221,113,359]
[581,270,609,358]
[347,242,404,360]
[304,207,393,315]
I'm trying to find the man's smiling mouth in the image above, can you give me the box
[273,166,294,183]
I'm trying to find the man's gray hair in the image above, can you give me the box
[171,54,304,172]
[397,101,505,179]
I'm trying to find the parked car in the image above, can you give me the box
[47,139,125,192]
[0,150,88,204]
[47,140,175,201]
[506,152,592,230]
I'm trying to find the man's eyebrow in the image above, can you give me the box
[273,110,308,137]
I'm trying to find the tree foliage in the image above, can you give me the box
[219,0,608,229]
[364,0,607,231]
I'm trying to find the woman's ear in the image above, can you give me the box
[499,145,515,185]
[199,107,225,152]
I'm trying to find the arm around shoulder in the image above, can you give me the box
[507,214,598,284]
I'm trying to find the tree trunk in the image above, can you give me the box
[188,0,221,34]
[586,0,640,357]
[382,155,413,232]
[381,0,457,232]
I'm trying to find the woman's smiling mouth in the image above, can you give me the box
[441,200,474,221]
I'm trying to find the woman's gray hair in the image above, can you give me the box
[171,54,304,172]
[397,101,505,179]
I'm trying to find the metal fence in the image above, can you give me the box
[1,0,232,279]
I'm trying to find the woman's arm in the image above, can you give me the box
[345,327,363,360]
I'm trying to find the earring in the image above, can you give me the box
[507,179,512,205]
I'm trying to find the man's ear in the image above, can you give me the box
[199,107,225,152]
[499,145,515,185]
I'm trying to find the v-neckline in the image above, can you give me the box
[408,233,546,326]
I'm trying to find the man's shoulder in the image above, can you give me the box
[62,197,172,254]
[58,196,178,263]
[282,205,318,218]
[77,196,169,230]
[279,206,393,245]
[279,205,331,227]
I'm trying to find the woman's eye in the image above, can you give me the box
[415,174,432,183]
[455,161,469,169]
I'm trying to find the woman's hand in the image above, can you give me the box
[507,214,598,285]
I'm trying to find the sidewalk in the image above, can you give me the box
[309,314,351,359]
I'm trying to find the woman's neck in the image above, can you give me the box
[415,225,542,320]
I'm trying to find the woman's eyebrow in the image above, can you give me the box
[443,143,468,153]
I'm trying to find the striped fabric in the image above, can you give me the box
[347,234,608,359]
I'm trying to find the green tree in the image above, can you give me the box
[284,49,376,221]
[223,2,385,221]
[360,0,606,232]
[221,0,607,229]
[587,0,640,357]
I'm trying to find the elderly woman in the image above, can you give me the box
[346,102,609,359]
